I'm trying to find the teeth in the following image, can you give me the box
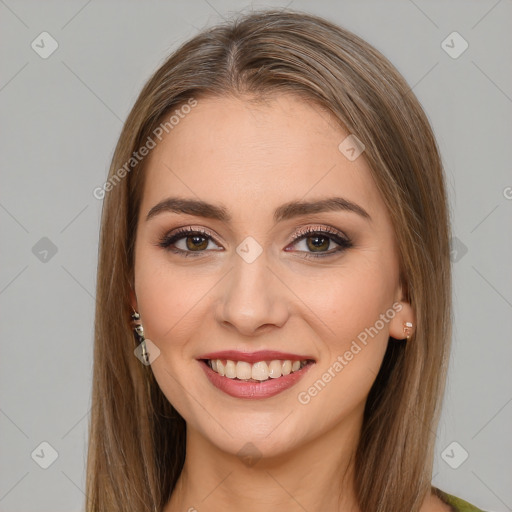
[281,360,292,375]
[236,361,252,380]
[268,360,282,379]
[207,358,310,381]
[225,360,236,378]
[252,361,269,381]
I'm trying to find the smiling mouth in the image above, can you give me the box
[202,358,315,382]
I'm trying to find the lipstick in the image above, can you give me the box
[197,350,315,399]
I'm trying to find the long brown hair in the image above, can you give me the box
[86,9,452,512]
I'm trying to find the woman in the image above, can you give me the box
[86,9,486,512]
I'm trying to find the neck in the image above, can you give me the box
[165,413,363,512]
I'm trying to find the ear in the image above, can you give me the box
[388,282,416,341]
[129,286,138,312]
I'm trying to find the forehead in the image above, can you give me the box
[141,94,385,223]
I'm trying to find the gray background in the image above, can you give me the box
[1,1,511,511]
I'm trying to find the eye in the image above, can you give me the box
[286,225,353,259]
[157,226,222,257]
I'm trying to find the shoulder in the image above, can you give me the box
[432,486,487,512]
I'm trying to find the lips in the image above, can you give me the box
[198,350,314,364]
[197,350,316,399]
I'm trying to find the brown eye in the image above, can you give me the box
[287,226,353,259]
[158,227,222,257]
[185,234,209,251]
[305,234,331,252]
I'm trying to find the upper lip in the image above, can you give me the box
[198,350,315,364]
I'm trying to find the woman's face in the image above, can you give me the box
[133,94,413,458]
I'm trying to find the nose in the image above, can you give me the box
[215,248,290,337]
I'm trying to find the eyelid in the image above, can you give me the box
[169,225,217,239]
[290,224,350,243]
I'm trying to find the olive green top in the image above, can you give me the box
[434,487,486,512]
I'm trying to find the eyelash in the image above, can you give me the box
[157,225,353,260]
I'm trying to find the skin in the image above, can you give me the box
[131,94,448,511]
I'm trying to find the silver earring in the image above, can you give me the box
[131,310,149,364]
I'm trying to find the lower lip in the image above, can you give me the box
[198,360,314,399]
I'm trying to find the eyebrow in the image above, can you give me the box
[145,196,371,223]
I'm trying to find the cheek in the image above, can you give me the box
[133,248,218,351]
[303,256,398,353]
[294,264,395,427]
